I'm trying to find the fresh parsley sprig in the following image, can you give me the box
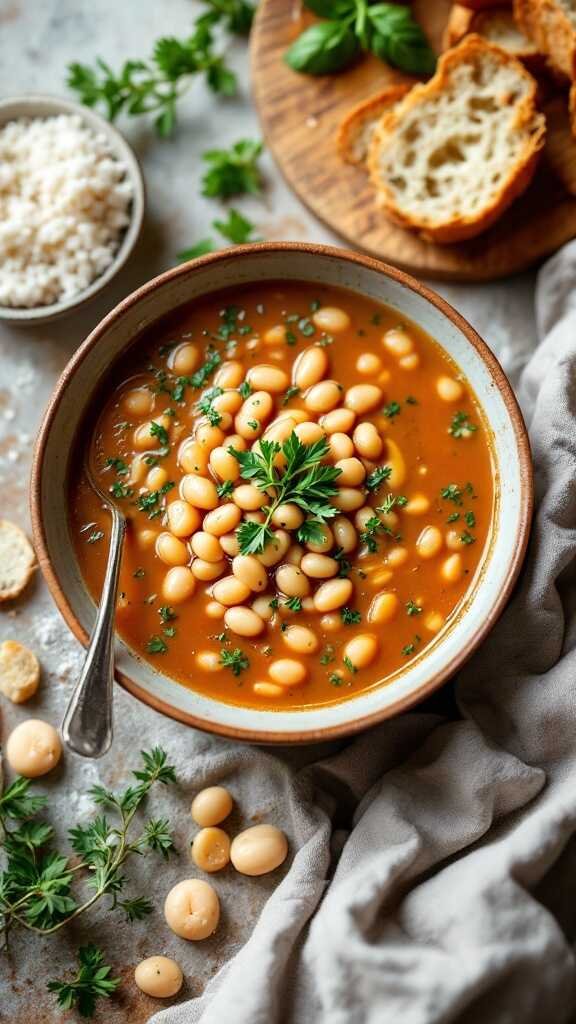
[285,1,436,77]
[231,432,342,555]
[178,208,260,262]
[67,11,241,136]
[47,945,120,1019]
[202,139,264,198]
[0,748,177,956]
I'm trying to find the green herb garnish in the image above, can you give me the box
[406,600,422,617]
[202,139,263,198]
[382,400,401,419]
[285,2,435,77]
[340,607,361,625]
[343,655,357,675]
[449,412,478,439]
[285,596,302,612]
[48,945,120,1019]
[219,647,250,676]
[231,432,341,555]
[146,635,168,654]
[365,465,392,492]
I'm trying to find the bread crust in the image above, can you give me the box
[368,35,546,243]
[0,519,36,602]
[337,84,412,166]
[570,81,576,134]
[514,0,576,78]
[459,0,510,7]
[444,5,541,69]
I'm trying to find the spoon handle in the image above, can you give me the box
[62,506,126,758]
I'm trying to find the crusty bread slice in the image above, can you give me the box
[0,520,36,602]
[0,640,40,703]
[459,0,510,7]
[368,35,546,243]
[570,79,576,131]
[444,4,540,66]
[337,85,412,167]
[514,0,576,78]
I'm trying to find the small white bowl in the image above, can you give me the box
[0,94,145,325]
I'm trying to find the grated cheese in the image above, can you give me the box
[0,114,133,308]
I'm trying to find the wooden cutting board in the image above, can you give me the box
[250,0,576,282]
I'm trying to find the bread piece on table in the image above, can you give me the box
[368,35,546,243]
[459,0,510,7]
[0,520,36,602]
[444,5,540,66]
[337,84,412,167]
[0,640,40,703]
[514,0,576,78]
[542,94,576,191]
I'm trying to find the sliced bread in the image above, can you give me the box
[514,0,576,78]
[337,84,412,167]
[368,35,546,243]
[459,0,511,7]
[542,95,576,192]
[444,5,540,66]
[0,520,36,602]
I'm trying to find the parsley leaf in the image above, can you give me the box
[48,945,120,1018]
[219,647,250,676]
[202,139,263,198]
[340,607,361,625]
[365,465,392,492]
[406,599,422,616]
[449,411,478,439]
[146,635,168,654]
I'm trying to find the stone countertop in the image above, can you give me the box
[0,1,540,1021]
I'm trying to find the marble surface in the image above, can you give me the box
[0,1,540,1021]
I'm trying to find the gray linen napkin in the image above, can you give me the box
[152,245,576,1024]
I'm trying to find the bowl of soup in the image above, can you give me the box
[31,243,532,743]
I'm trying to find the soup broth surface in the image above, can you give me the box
[70,283,494,710]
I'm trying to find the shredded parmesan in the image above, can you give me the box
[0,114,132,308]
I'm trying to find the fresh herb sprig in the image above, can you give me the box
[0,749,176,953]
[285,1,436,77]
[231,432,342,555]
[178,208,259,262]
[47,946,120,1019]
[68,15,239,136]
[202,139,263,198]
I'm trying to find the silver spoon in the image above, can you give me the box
[62,462,126,758]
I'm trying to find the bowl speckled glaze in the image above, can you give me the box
[0,94,145,325]
[30,244,533,744]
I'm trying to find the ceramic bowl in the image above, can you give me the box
[31,243,533,744]
[0,94,145,325]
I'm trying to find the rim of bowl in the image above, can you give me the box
[30,242,534,744]
[0,93,145,325]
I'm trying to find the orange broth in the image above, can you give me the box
[69,282,494,710]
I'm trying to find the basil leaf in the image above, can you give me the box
[368,4,436,76]
[285,20,359,75]
[304,0,355,16]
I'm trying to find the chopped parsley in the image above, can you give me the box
[219,648,250,676]
[446,512,460,524]
[136,481,175,519]
[449,411,477,438]
[440,483,463,506]
[285,596,302,612]
[402,635,421,657]
[150,421,169,446]
[340,607,361,625]
[465,510,476,528]
[217,480,234,499]
[87,530,104,544]
[406,600,422,617]
[158,606,177,623]
[238,380,252,399]
[343,655,357,675]
[110,481,133,500]
[382,400,401,419]
[328,671,344,687]
[377,493,408,515]
[146,635,168,655]
[197,386,224,426]
[298,317,315,337]
[365,465,392,492]
[460,531,476,545]
[320,644,335,665]
[281,385,300,406]
[105,456,128,476]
